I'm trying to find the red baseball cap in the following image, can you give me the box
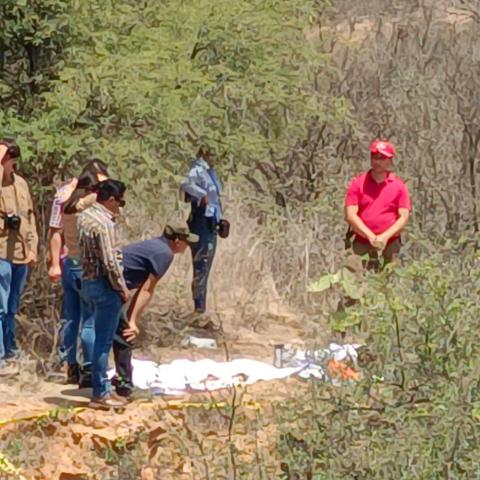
[370,140,395,159]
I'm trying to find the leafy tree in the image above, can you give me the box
[2,0,334,201]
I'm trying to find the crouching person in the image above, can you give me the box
[0,140,38,366]
[77,179,130,410]
[112,223,198,397]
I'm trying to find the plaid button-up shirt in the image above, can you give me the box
[77,202,127,293]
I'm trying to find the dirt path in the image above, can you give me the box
[0,309,313,479]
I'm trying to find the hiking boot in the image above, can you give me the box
[66,363,80,384]
[78,367,93,388]
[88,394,127,411]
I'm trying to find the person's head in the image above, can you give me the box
[197,145,215,167]
[77,158,110,191]
[0,139,21,178]
[163,223,199,254]
[96,179,126,215]
[369,140,395,174]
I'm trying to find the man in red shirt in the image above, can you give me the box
[344,140,411,270]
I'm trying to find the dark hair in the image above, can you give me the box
[96,179,126,202]
[0,138,21,160]
[77,158,109,190]
[197,145,214,159]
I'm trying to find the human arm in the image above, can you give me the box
[48,228,63,282]
[24,186,38,265]
[180,165,208,202]
[373,208,410,249]
[373,182,411,249]
[344,177,376,246]
[75,192,97,212]
[98,222,130,300]
[345,205,377,245]
[123,273,160,342]
[47,192,65,281]
[64,191,96,214]
[0,146,6,191]
[0,145,7,163]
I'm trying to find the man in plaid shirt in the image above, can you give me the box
[77,179,130,410]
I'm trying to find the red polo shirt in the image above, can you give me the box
[345,170,411,242]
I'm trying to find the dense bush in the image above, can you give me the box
[0,0,479,477]
[279,245,480,479]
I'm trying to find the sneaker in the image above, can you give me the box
[66,363,80,384]
[115,384,134,398]
[88,394,127,411]
[112,374,134,398]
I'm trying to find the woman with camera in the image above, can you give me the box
[0,139,38,366]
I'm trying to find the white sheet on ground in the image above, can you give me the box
[107,343,360,395]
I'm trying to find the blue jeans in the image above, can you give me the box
[59,258,94,368]
[83,277,122,398]
[0,259,29,360]
[188,213,217,313]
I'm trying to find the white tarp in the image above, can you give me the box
[108,343,360,395]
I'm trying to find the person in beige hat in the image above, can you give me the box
[110,222,198,399]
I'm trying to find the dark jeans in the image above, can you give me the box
[83,277,122,399]
[0,259,28,360]
[113,310,134,394]
[59,258,94,368]
[188,213,217,313]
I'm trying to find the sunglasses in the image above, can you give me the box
[116,198,126,207]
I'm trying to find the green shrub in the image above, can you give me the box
[279,245,480,479]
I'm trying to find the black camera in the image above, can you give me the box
[5,213,21,231]
[217,219,230,239]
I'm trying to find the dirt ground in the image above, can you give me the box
[0,304,318,480]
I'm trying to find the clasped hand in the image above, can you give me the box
[369,234,388,251]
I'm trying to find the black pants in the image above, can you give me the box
[112,309,134,394]
[351,238,401,272]
[188,213,217,313]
